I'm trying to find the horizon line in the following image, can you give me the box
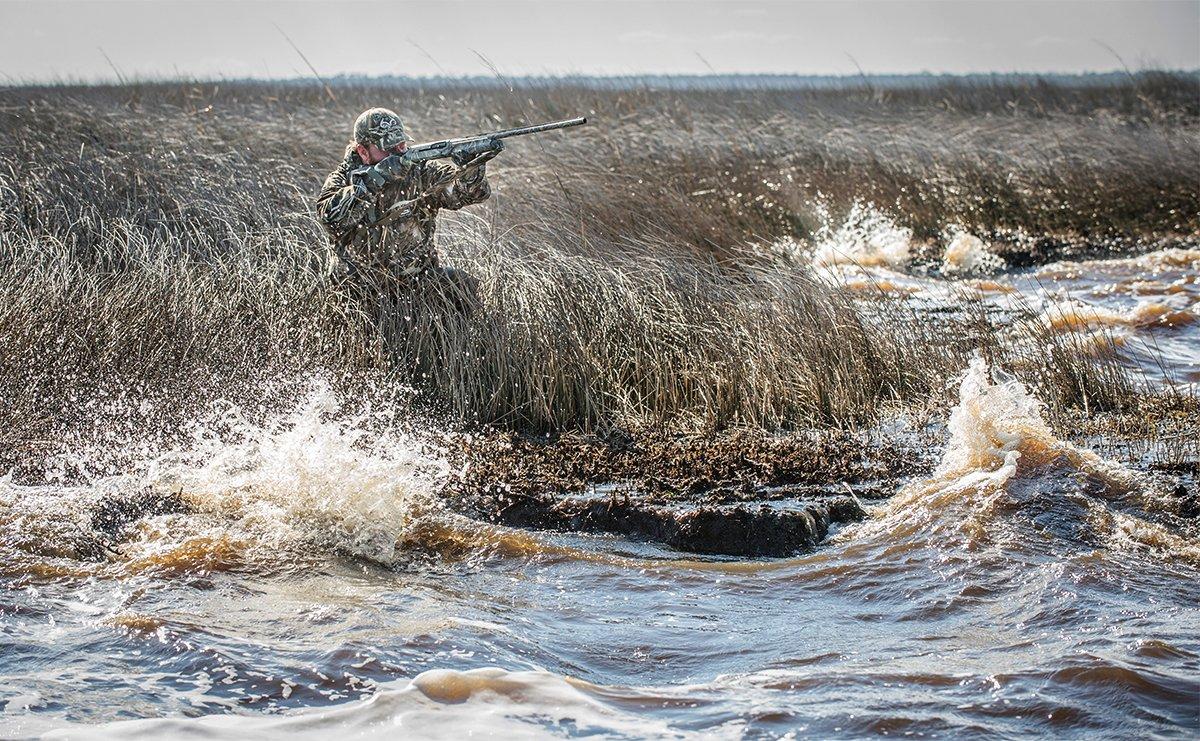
[4,67,1199,90]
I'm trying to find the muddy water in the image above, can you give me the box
[1015,249,1200,385]
[806,208,1199,387]
[3,371,1197,738]
[3,227,1200,738]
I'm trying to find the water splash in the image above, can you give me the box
[842,357,1195,562]
[810,202,913,271]
[141,383,450,567]
[843,356,1085,540]
[1,381,458,575]
[941,231,1004,276]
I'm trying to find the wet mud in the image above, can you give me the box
[442,428,928,497]
[61,430,919,560]
[461,488,867,557]
[442,429,925,555]
[84,488,193,559]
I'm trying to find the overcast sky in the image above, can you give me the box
[1,1,1196,83]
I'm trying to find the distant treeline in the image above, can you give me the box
[6,69,1197,119]
[308,69,1200,91]
[7,69,1199,90]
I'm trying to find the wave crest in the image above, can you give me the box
[842,357,1195,563]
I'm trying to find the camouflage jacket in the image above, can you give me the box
[316,146,491,280]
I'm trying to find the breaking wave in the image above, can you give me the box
[841,357,1197,562]
[26,668,687,741]
[1039,296,1196,332]
[1034,248,1200,288]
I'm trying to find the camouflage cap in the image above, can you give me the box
[353,108,414,151]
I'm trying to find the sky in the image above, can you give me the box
[0,0,1197,83]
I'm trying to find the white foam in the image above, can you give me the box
[140,382,448,566]
[29,668,697,741]
[1,381,451,572]
[842,356,1137,544]
[810,202,913,271]
[941,232,1004,276]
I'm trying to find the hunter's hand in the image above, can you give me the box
[363,154,413,192]
[453,139,504,168]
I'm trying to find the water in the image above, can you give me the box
[3,219,1198,738]
[804,206,1199,387]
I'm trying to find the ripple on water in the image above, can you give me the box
[2,359,1198,738]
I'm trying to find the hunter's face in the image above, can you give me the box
[359,140,408,165]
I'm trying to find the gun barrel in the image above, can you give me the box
[490,117,587,140]
[405,117,588,163]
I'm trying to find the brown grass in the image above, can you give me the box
[0,73,1195,459]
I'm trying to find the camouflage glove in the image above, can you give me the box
[452,139,504,169]
[458,162,486,187]
[362,154,414,192]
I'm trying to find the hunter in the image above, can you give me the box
[316,107,500,301]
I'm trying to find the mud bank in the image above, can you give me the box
[444,428,929,496]
[460,487,867,557]
[442,429,929,556]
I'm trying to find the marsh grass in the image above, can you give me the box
[0,73,1195,454]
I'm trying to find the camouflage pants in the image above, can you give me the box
[379,266,479,321]
[336,257,479,312]
[336,262,481,368]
